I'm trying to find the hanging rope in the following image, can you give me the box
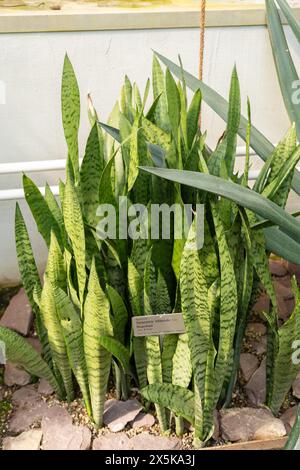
[199,0,206,81]
[198,0,206,127]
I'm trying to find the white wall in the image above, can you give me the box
[0,24,299,284]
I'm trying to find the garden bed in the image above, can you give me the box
[0,258,299,450]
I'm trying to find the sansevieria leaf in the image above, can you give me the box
[61,54,80,182]
[98,336,131,376]
[80,123,104,226]
[0,326,62,397]
[63,172,86,306]
[107,285,128,345]
[23,175,62,248]
[269,280,300,415]
[141,384,195,424]
[225,66,240,176]
[53,286,91,416]
[15,203,41,310]
[180,220,214,441]
[44,183,66,246]
[152,55,170,132]
[210,201,238,399]
[83,259,113,427]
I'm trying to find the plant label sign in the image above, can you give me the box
[132,313,185,337]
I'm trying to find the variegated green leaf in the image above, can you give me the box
[141,116,171,151]
[107,285,128,345]
[141,383,195,424]
[45,183,66,246]
[83,259,113,427]
[80,123,104,226]
[46,231,67,292]
[53,286,91,416]
[180,220,214,440]
[61,54,80,182]
[171,333,192,388]
[64,249,81,311]
[210,202,238,400]
[152,55,170,132]
[15,203,41,310]
[99,336,131,375]
[63,173,86,306]
[225,66,240,176]
[40,276,74,402]
[0,326,62,397]
[165,68,181,140]
[186,89,201,150]
[269,280,300,415]
[23,175,62,248]
[128,115,140,192]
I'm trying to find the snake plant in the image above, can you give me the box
[0,49,299,447]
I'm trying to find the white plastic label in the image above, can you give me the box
[132,313,185,337]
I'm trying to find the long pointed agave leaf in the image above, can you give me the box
[269,280,300,414]
[141,383,195,424]
[23,175,63,248]
[83,259,113,427]
[265,227,300,265]
[53,286,91,416]
[0,326,62,397]
[140,167,300,244]
[63,172,86,306]
[80,123,104,226]
[61,54,80,182]
[276,0,300,42]
[153,51,300,195]
[266,0,300,137]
